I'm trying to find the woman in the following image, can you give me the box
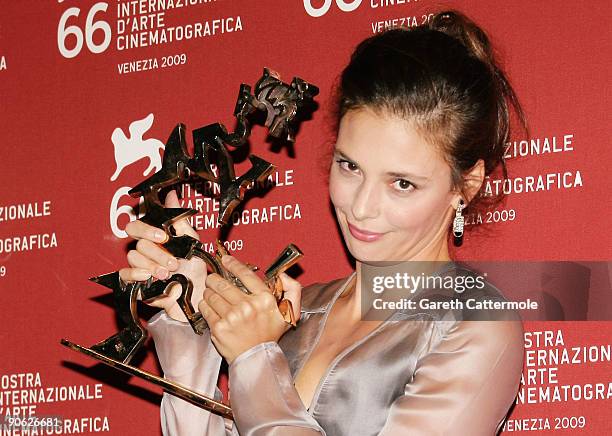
[120,11,525,436]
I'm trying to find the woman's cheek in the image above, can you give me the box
[383,195,437,232]
[385,190,455,240]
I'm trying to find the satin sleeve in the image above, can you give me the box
[147,311,235,436]
[378,320,524,436]
[228,342,326,436]
[148,314,324,435]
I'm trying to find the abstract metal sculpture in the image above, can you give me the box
[62,69,318,417]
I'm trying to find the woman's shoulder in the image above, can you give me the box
[421,262,525,352]
[439,262,523,322]
[434,316,524,351]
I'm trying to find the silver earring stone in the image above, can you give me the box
[453,200,465,247]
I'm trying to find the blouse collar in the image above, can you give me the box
[300,272,357,314]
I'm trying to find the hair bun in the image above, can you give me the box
[429,10,494,70]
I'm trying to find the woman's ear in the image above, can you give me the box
[461,159,485,203]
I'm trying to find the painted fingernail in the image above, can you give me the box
[167,258,178,269]
[155,267,169,280]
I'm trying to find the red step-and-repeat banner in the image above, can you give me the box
[1,0,610,434]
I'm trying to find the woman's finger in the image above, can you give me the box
[204,273,248,304]
[118,267,152,283]
[203,287,234,318]
[220,255,268,295]
[164,190,199,240]
[198,296,221,325]
[125,219,169,243]
[279,272,302,322]
[127,249,171,280]
[136,239,178,272]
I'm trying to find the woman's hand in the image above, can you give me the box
[199,255,302,364]
[118,191,207,322]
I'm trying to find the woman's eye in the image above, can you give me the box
[336,159,359,172]
[392,179,415,192]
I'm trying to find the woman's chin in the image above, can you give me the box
[345,240,390,263]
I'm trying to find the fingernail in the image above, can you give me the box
[155,231,167,242]
[167,258,178,269]
[221,255,234,266]
[138,270,153,281]
[155,268,169,280]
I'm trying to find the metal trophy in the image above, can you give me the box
[61,69,318,419]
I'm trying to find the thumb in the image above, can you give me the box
[279,272,302,321]
[164,190,199,240]
[164,189,182,208]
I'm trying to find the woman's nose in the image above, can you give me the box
[351,181,380,221]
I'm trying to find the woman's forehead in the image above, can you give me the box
[336,108,449,176]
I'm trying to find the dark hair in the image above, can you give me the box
[335,10,526,222]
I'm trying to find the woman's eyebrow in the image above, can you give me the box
[386,170,430,181]
[335,148,430,181]
[333,149,358,163]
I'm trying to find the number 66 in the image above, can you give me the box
[57,2,111,59]
[304,0,363,18]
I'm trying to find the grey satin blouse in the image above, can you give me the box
[148,265,524,436]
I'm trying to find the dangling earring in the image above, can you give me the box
[453,199,465,247]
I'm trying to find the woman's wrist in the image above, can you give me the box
[228,341,279,368]
[164,278,206,322]
[165,302,187,322]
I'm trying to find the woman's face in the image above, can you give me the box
[329,108,458,263]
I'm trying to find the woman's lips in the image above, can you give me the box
[347,222,385,242]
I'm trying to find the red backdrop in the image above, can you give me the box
[1,0,610,434]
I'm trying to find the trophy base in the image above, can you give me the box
[60,339,233,420]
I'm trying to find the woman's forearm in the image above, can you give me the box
[148,311,234,435]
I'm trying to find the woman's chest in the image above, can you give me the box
[293,317,387,410]
[279,312,439,430]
